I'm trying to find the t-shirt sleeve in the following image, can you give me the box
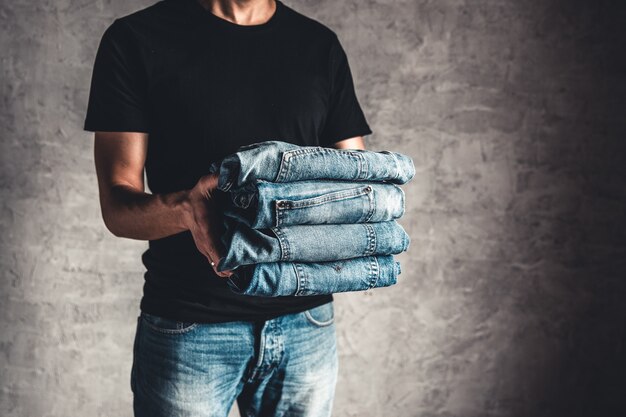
[83,19,150,133]
[318,34,373,147]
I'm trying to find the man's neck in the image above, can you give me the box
[196,0,277,26]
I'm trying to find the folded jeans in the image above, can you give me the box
[218,179,406,229]
[217,219,410,272]
[208,140,416,191]
[225,255,401,297]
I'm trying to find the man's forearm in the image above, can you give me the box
[101,184,194,240]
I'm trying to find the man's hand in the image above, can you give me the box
[182,173,233,278]
[94,131,233,278]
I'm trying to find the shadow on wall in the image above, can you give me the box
[481,1,626,415]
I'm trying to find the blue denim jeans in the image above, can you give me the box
[131,302,337,417]
[220,179,405,229]
[225,255,401,297]
[218,219,410,272]
[208,140,416,191]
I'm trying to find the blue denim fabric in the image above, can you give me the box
[220,179,406,229]
[217,219,410,272]
[208,140,416,191]
[225,255,401,297]
[131,302,337,417]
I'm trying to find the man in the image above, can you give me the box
[83,0,371,415]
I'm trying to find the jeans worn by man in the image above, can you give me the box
[132,302,338,417]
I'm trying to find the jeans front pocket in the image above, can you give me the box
[275,185,374,226]
[140,312,199,335]
[303,301,335,327]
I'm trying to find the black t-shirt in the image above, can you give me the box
[83,0,373,323]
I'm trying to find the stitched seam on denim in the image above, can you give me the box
[289,146,324,157]
[356,151,368,180]
[280,186,368,209]
[233,191,253,209]
[141,318,199,335]
[220,179,233,192]
[362,223,376,256]
[249,325,267,380]
[294,263,307,296]
[305,312,334,326]
[275,151,292,182]
[271,226,291,261]
[275,147,326,182]
[305,303,334,326]
[363,187,376,223]
[275,200,285,226]
[333,149,362,177]
[369,256,380,289]
[292,263,301,295]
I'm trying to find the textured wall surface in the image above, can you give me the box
[2,1,625,416]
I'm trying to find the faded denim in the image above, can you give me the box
[225,255,401,297]
[217,219,410,272]
[131,302,338,417]
[208,140,416,191]
[219,179,406,229]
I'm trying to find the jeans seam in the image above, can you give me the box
[275,148,324,182]
[368,256,380,289]
[294,262,306,296]
[363,186,376,223]
[248,325,266,382]
[356,151,368,180]
[271,226,291,261]
[362,223,376,256]
[141,314,199,335]
[275,151,291,182]
[304,302,334,326]
[279,186,368,209]
[275,200,285,226]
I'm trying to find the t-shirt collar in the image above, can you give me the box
[182,0,284,33]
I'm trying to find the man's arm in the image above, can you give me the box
[93,131,232,277]
[331,136,366,150]
[93,131,364,276]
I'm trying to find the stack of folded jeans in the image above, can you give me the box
[208,140,415,297]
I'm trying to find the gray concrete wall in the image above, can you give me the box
[2,1,625,416]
